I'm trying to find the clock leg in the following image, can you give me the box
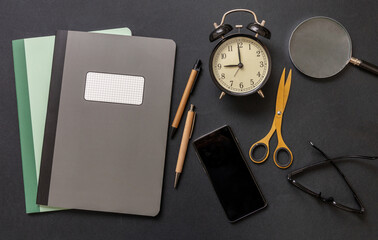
[219,91,226,99]
[258,90,265,98]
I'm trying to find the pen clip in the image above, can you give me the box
[189,112,196,139]
[190,68,200,94]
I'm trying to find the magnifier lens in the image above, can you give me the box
[289,17,352,78]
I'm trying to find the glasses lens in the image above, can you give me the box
[293,161,360,210]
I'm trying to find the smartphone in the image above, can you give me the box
[193,125,267,222]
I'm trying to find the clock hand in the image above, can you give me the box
[237,42,242,65]
[224,43,244,69]
[234,67,240,77]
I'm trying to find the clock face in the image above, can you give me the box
[210,34,271,95]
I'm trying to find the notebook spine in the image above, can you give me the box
[36,31,68,205]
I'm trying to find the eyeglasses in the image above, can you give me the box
[287,141,377,214]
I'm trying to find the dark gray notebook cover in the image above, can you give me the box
[37,30,176,216]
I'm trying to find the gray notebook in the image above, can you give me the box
[37,31,176,216]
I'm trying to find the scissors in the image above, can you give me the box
[249,68,293,169]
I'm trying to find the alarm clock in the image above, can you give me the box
[209,9,272,99]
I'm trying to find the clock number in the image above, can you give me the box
[250,79,254,86]
[217,63,222,70]
[260,61,264,67]
[228,45,233,52]
[257,71,261,77]
[230,80,233,86]
[221,73,225,79]
[249,44,251,50]
[256,50,261,57]
[238,42,243,48]
[239,82,244,88]
[221,53,226,59]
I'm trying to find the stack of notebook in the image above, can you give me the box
[13,27,176,216]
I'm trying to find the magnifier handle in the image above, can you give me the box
[350,57,378,76]
[359,60,378,75]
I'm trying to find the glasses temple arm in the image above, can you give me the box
[328,160,364,210]
[309,141,331,159]
[309,141,378,161]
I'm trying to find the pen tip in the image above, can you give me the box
[170,127,177,138]
[194,59,202,69]
[174,172,180,189]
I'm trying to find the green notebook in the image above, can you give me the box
[12,27,132,213]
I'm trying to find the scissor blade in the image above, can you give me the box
[275,68,286,113]
[282,69,292,111]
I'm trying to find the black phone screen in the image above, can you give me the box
[193,126,267,222]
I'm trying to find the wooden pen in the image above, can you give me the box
[170,59,201,138]
[174,104,196,189]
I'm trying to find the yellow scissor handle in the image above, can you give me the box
[273,144,293,169]
[273,124,293,168]
[249,138,269,164]
[249,120,276,163]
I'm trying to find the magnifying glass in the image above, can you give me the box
[289,16,378,78]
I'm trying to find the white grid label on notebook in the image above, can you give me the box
[84,72,144,105]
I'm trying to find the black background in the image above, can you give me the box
[1,0,377,239]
